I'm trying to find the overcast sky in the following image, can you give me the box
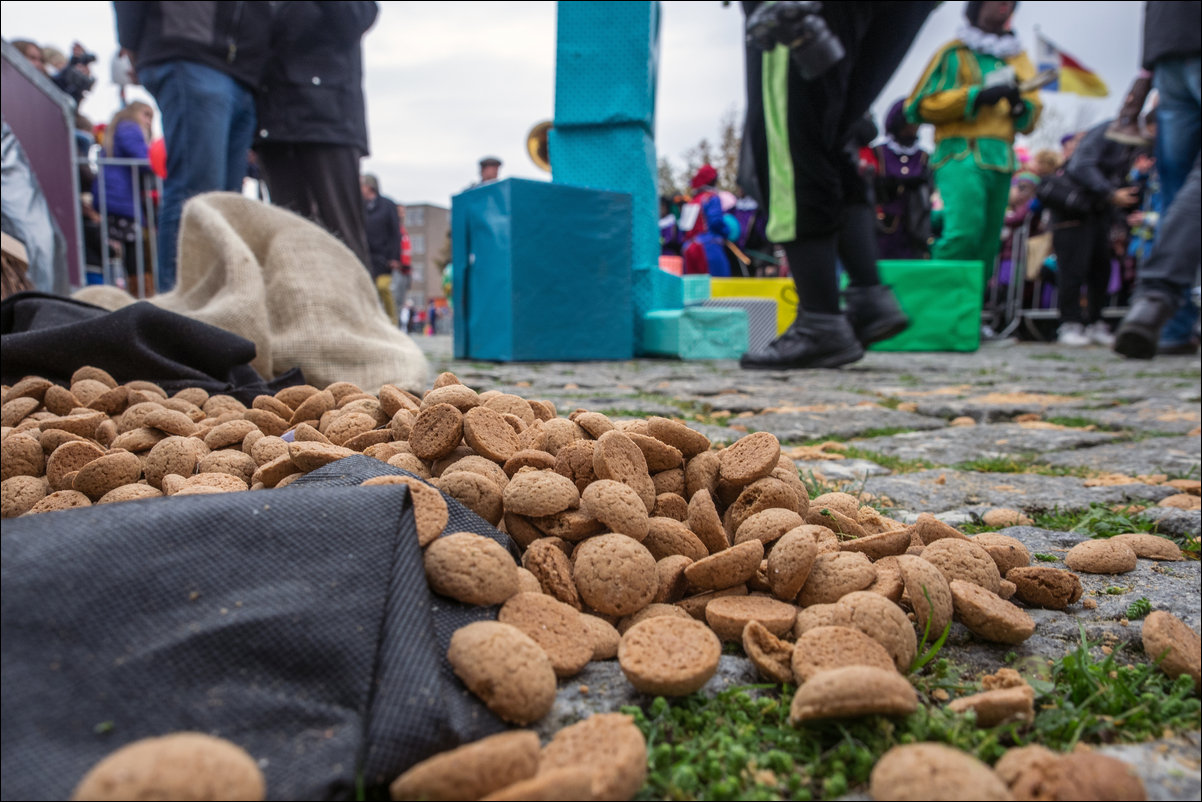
[3,1,1143,206]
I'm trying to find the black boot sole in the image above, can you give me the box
[740,342,865,370]
[856,315,909,348]
[1114,327,1157,359]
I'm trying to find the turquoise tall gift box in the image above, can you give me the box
[451,178,634,362]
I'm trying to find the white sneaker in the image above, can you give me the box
[1057,322,1091,346]
[1085,321,1115,347]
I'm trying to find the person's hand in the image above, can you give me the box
[1111,186,1139,208]
[974,83,1017,109]
[119,48,139,84]
[1126,211,1145,227]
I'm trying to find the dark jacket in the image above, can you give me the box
[113,1,273,91]
[1066,121,1133,200]
[1142,1,1201,69]
[254,1,377,156]
[363,194,400,278]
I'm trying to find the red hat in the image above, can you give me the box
[690,164,718,190]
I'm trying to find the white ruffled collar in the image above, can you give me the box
[955,23,1024,59]
[884,137,924,157]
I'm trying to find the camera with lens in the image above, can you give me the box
[53,63,96,104]
[745,0,845,80]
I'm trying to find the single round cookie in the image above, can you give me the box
[538,713,647,802]
[1005,565,1083,610]
[446,621,556,725]
[684,539,764,592]
[581,613,621,660]
[654,554,694,603]
[1,431,44,481]
[528,507,604,543]
[734,508,806,547]
[70,732,264,801]
[27,489,92,514]
[1065,539,1138,574]
[993,744,1061,788]
[592,430,656,512]
[652,491,688,521]
[462,405,520,463]
[499,592,593,677]
[646,416,711,458]
[627,432,683,473]
[443,454,509,489]
[676,585,748,621]
[616,602,693,635]
[572,534,657,617]
[618,615,721,696]
[686,488,729,555]
[808,492,860,518]
[949,579,1036,644]
[523,537,582,610]
[839,528,911,561]
[921,537,1003,594]
[362,475,449,546]
[653,467,686,497]
[971,532,1032,575]
[789,665,918,723]
[582,479,650,541]
[792,625,897,683]
[553,439,596,493]
[793,602,852,638]
[144,436,207,490]
[705,594,797,642]
[684,450,721,499]
[503,469,580,517]
[287,441,356,473]
[1109,533,1184,561]
[867,555,906,603]
[424,532,519,606]
[642,516,709,562]
[437,470,505,526]
[501,449,556,477]
[1011,752,1147,802]
[838,591,917,672]
[946,684,1035,727]
[73,450,143,500]
[2,475,48,517]
[726,477,801,534]
[97,483,164,504]
[911,512,971,545]
[410,403,465,461]
[869,742,1011,801]
[896,554,954,640]
[742,619,794,684]
[1142,610,1201,689]
[797,551,877,607]
[46,439,106,490]
[719,431,780,486]
[388,730,540,801]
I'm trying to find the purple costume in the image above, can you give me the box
[873,100,933,260]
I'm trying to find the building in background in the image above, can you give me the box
[401,203,449,303]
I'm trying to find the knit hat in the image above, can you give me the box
[690,164,718,190]
[884,99,909,136]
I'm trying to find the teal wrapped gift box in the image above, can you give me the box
[451,178,634,361]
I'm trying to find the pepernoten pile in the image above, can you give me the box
[3,367,1198,801]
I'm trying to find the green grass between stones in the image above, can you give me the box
[624,628,1200,801]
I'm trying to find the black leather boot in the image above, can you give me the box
[842,284,909,347]
[740,312,864,369]
[1114,291,1178,359]
[1105,74,1153,146]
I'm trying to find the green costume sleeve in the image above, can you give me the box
[906,46,979,124]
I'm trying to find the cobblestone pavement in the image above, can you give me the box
[417,334,1201,799]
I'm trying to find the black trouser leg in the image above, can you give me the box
[784,235,840,315]
[1053,221,1093,324]
[838,204,882,288]
[1085,219,1114,324]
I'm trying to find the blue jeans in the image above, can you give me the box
[139,61,256,291]
[1151,57,1201,346]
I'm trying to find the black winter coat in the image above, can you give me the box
[114,1,274,91]
[254,1,377,156]
[1142,1,1201,69]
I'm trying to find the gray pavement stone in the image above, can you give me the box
[1080,398,1202,435]
[1041,435,1201,477]
[864,470,1180,515]
[735,406,943,442]
[854,423,1120,465]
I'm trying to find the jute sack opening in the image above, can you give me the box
[76,192,428,394]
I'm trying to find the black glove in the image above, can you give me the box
[974,83,1021,111]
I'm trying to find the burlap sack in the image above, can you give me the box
[77,192,428,394]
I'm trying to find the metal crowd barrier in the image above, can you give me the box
[985,214,1130,341]
[88,153,162,298]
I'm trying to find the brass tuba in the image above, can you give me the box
[526,120,552,172]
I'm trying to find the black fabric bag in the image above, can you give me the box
[0,291,303,405]
[1,456,514,801]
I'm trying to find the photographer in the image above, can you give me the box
[738,0,937,370]
[51,42,97,105]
